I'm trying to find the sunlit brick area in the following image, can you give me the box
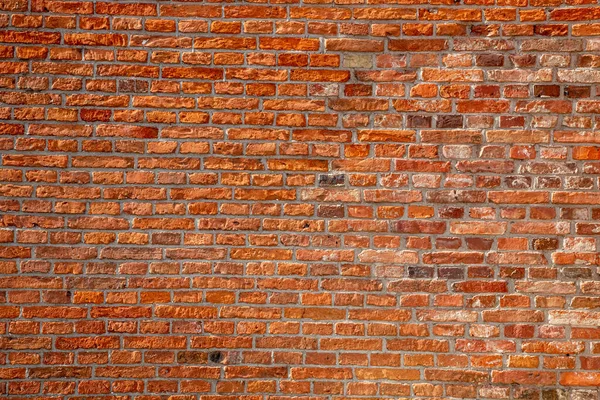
[1,1,600,399]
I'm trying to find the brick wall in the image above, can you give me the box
[1,0,600,398]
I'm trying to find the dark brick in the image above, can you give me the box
[407,115,432,128]
[475,54,504,66]
[436,115,463,128]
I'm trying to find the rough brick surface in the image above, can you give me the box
[1,0,600,399]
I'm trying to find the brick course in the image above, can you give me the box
[1,0,600,398]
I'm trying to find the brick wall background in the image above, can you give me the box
[1,0,600,398]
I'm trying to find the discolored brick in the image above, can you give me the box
[0,2,597,398]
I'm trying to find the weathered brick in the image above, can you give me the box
[0,2,596,398]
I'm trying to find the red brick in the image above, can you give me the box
[0,2,596,396]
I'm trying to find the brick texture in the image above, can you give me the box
[1,0,600,399]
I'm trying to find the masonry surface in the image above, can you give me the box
[1,0,600,399]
